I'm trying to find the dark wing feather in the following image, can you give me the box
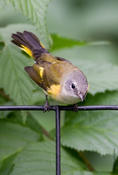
[24,66,46,90]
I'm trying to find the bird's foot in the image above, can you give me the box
[73,103,79,112]
[44,101,50,112]
[43,95,50,112]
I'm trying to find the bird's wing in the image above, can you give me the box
[35,53,73,85]
[25,53,75,96]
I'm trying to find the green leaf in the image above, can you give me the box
[50,33,109,52]
[83,152,114,172]
[52,45,118,94]
[0,41,5,51]
[0,92,14,119]
[0,24,48,105]
[0,101,14,119]
[61,91,118,155]
[0,4,27,27]
[30,90,45,105]
[2,0,52,47]
[50,34,86,51]
[47,0,118,43]
[30,111,55,132]
[30,109,65,133]
[0,23,40,43]
[0,120,39,161]
[64,171,109,175]
[113,157,118,173]
[0,153,17,175]
[0,44,35,105]
[10,140,87,175]
[0,94,8,105]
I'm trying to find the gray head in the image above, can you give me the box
[60,70,88,104]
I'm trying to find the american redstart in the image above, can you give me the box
[11,31,88,109]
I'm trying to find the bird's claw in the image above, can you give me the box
[43,101,50,112]
[73,103,79,112]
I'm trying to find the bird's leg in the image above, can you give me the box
[44,95,50,112]
[73,103,79,112]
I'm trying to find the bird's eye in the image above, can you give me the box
[71,83,75,89]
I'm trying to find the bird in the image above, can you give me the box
[11,31,88,110]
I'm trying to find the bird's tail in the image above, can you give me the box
[11,31,48,60]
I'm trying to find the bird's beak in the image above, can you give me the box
[79,93,84,102]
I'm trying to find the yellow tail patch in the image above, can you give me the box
[40,42,45,49]
[21,45,33,57]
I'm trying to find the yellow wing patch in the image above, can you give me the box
[47,84,61,97]
[33,64,44,79]
[39,67,44,78]
[21,45,33,57]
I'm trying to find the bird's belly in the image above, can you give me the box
[50,93,80,105]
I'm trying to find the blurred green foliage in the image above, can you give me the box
[0,0,118,174]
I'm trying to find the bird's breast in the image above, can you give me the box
[47,84,61,98]
[47,84,80,105]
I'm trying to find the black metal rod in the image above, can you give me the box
[55,106,61,175]
[60,105,118,111]
[0,105,118,111]
[0,105,55,111]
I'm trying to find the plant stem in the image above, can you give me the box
[0,88,10,100]
[79,152,95,171]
